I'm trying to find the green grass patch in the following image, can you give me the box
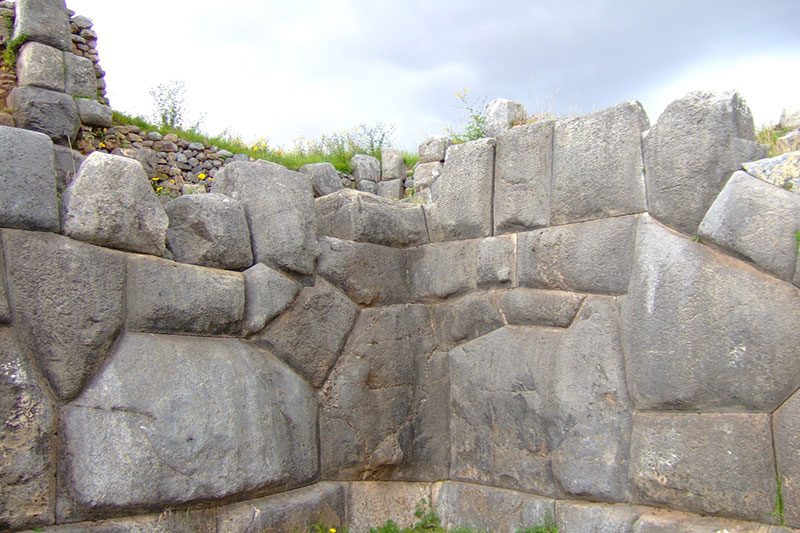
[756,124,793,158]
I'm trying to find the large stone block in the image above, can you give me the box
[412,161,443,190]
[381,148,406,181]
[494,119,554,234]
[298,162,344,197]
[418,135,452,163]
[64,52,97,97]
[319,305,441,480]
[316,189,428,248]
[0,126,59,232]
[317,236,409,306]
[350,153,380,183]
[242,262,301,336]
[62,152,169,256]
[620,216,800,411]
[629,412,776,524]
[517,215,638,294]
[434,481,555,533]
[16,41,65,92]
[32,508,217,532]
[699,171,800,281]
[432,292,504,351]
[477,234,515,289]
[773,390,800,528]
[0,328,57,530]
[75,98,112,128]
[555,501,642,533]
[14,0,71,51]
[376,178,403,200]
[349,482,432,532]
[551,100,648,225]
[164,193,253,270]
[426,138,495,241]
[126,254,245,336]
[483,98,527,137]
[214,161,319,275]
[58,333,318,520]
[2,229,125,400]
[254,277,359,387]
[631,508,789,532]
[644,91,766,235]
[7,86,79,145]
[216,482,346,533]
[743,151,800,193]
[500,288,585,327]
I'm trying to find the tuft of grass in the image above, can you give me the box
[756,124,793,158]
[446,88,486,144]
[1,32,29,70]
[772,471,786,526]
[403,152,420,172]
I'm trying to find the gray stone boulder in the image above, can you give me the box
[62,152,169,256]
[500,289,585,327]
[381,148,406,181]
[214,161,320,275]
[298,162,344,197]
[426,138,495,242]
[111,147,157,179]
[316,189,428,248]
[64,53,97,97]
[551,100,648,225]
[126,254,245,336]
[742,151,800,193]
[629,412,776,524]
[517,214,639,295]
[242,262,301,336]
[319,305,443,480]
[494,119,554,234]
[555,501,642,533]
[14,0,72,51]
[0,126,59,231]
[412,161,443,190]
[774,390,800,528]
[317,236,409,306]
[2,229,125,401]
[8,86,79,145]
[16,41,65,92]
[253,277,359,387]
[349,482,433,532]
[699,170,800,281]
[0,328,57,530]
[356,180,376,194]
[619,216,800,412]
[52,144,84,194]
[419,135,452,163]
[58,333,318,520]
[644,91,766,235]
[432,291,504,351]
[164,193,253,270]
[483,98,527,137]
[75,98,112,128]
[376,178,403,200]
[350,153,380,183]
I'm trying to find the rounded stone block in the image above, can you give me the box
[8,86,79,146]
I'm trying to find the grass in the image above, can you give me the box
[1,32,29,70]
[756,123,793,158]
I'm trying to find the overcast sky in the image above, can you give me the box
[65,0,800,151]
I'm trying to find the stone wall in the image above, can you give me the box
[3,1,800,532]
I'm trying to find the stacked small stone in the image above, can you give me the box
[67,10,107,105]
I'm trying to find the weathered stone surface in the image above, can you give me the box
[517,215,638,295]
[349,482,432,532]
[58,333,318,520]
[644,91,766,235]
[356,180,376,194]
[0,126,59,231]
[242,262,301,336]
[774,390,800,528]
[126,254,244,336]
[111,147,157,179]
[316,189,428,248]
[743,151,800,193]
[254,277,358,387]
[376,178,403,200]
[494,119,554,234]
[52,145,84,194]
[426,138,495,241]
[419,135,453,163]
[319,305,441,480]
[632,508,786,532]
[64,53,97,97]
[381,148,406,181]
[777,131,800,154]
[75,98,112,127]
[780,107,800,130]
[620,216,800,411]
[8,86,79,145]
[31,508,217,532]
[0,328,57,531]
[629,412,776,524]
[317,236,409,306]
[164,193,253,270]
[552,100,648,225]
[0,244,8,324]
[407,240,476,301]
[483,98,527,137]
[62,152,168,256]
[16,41,65,92]
[434,481,555,533]
[14,0,71,51]
[500,288,585,327]
[350,153,381,183]
[2,229,124,400]
[555,501,642,533]
[298,162,344,197]
[450,296,632,501]
[699,171,800,281]
[432,292,504,351]
[477,235,515,289]
[412,161,443,190]
[214,161,320,275]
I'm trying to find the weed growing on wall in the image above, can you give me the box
[1,33,29,70]
[150,80,204,131]
[756,123,792,158]
[446,88,487,144]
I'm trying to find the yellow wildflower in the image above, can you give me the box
[198,173,206,180]
[156,186,163,191]
[99,142,106,148]
[151,177,160,181]
[330,529,336,533]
